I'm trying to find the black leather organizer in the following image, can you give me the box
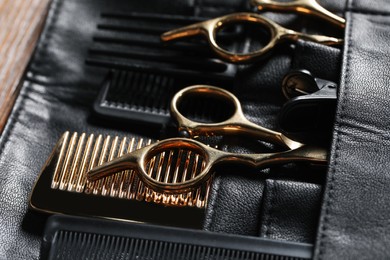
[1,0,390,259]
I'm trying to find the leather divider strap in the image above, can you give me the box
[314,0,390,258]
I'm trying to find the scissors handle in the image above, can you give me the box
[87,138,214,193]
[251,0,345,28]
[161,12,342,63]
[87,138,328,193]
[171,85,302,150]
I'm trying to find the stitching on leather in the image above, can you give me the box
[31,0,62,69]
[345,9,390,16]
[203,175,221,230]
[317,1,354,259]
[0,82,30,157]
[0,0,62,162]
[264,179,275,238]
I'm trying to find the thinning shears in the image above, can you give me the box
[88,85,327,193]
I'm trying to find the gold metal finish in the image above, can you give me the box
[251,0,345,28]
[171,85,302,150]
[88,137,327,193]
[88,85,328,193]
[161,12,343,63]
[47,132,210,208]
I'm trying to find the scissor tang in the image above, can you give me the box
[251,0,345,28]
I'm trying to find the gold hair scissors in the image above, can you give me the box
[251,0,345,28]
[161,12,343,63]
[88,85,328,193]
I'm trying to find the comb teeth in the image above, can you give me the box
[105,70,176,115]
[90,12,238,126]
[97,69,235,126]
[87,12,236,78]
[52,230,303,260]
[50,132,211,208]
[42,216,312,260]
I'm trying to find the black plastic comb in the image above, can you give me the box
[41,215,313,260]
[94,69,239,125]
[87,12,238,79]
[88,12,242,125]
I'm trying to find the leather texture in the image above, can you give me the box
[314,0,390,259]
[203,171,265,236]
[259,180,322,243]
[292,41,341,83]
[0,0,344,259]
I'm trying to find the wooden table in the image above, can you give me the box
[0,0,50,133]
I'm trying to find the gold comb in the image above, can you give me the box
[46,131,211,208]
[29,132,211,229]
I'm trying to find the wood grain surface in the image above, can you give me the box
[0,0,50,133]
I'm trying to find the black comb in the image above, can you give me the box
[87,12,238,79]
[88,12,241,125]
[41,215,313,260]
[94,69,239,125]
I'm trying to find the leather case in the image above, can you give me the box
[0,0,388,259]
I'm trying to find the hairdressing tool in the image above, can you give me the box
[251,0,345,28]
[94,68,236,126]
[88,85,328,193]
[41,215,313,260]
[161,12,343,63]
[279,70,337,143]
[89,12,240,125]
[88,12,238,79]
[30,132,209,228]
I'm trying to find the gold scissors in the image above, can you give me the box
[161,12,343,63]
[251,0,345,28]
[87,85,328,193]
